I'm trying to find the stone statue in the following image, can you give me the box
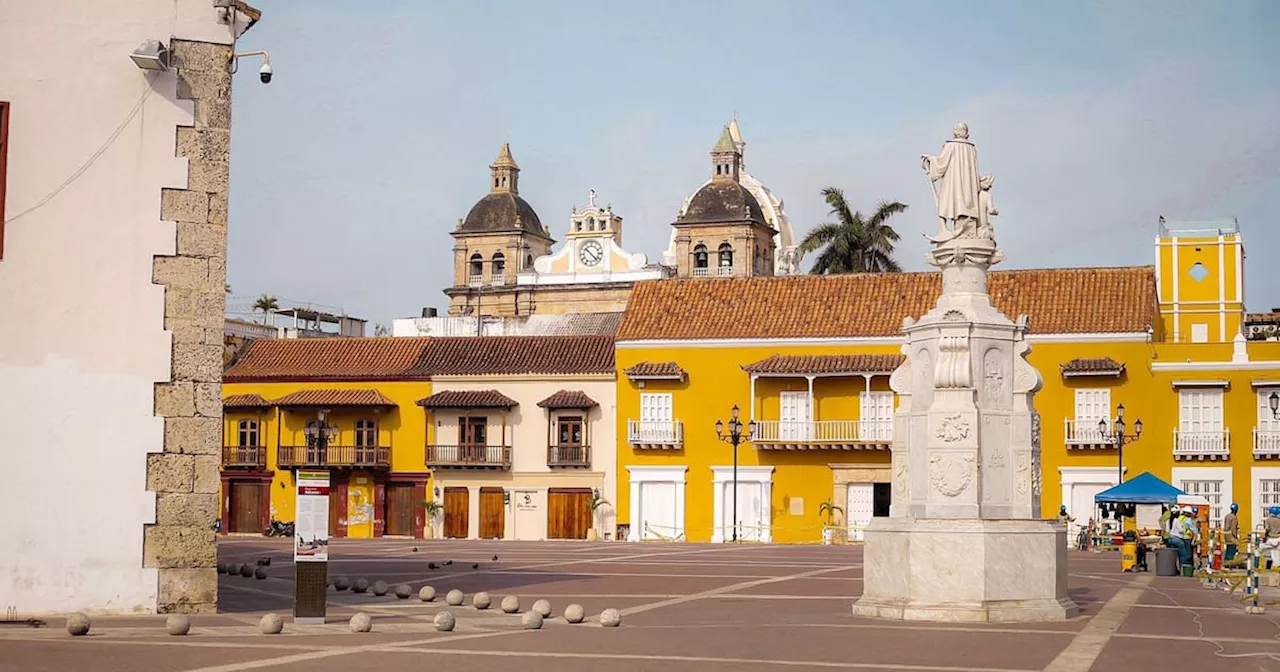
[588,189,597,208]
[922,122,986,245]
[977,174,997,240]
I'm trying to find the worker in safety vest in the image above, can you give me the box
[1222,502,1241,561]
[1166,507,1195,568]
[1160,505,1174,539]
[1260,506,1280,568]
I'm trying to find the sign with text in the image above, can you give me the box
[294,470,330,563]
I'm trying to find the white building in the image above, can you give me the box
[0,0,262,615]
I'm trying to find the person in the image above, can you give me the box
[1057,506,1078,548]
[1178,507,1201,568]
[1223,502,1241,562]
[1165,507,1192,568]
[1261,506,1280,569]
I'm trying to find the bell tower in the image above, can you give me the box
[490,142,519,194]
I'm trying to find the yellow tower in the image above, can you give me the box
[1154,217,1245,343]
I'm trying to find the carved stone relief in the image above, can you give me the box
[893,455,909,503]
[929,453,975,498]
[1031,413,1041,450]
[1031,453,1042,497]
[1016,454,1032,496]
[934,414,970,443]
[934,336,972,388]
[981,348,1005,403]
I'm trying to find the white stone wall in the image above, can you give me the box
[0,0,245,615]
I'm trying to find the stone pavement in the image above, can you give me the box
[1,539,1278,671]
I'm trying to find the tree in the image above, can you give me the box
[253,294,278,324]
[798,188,907,274]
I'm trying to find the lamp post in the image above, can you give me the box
[303,410,338,465]
[1270,391,1279,420]
[1098,404,1143,485]
[715,405,756,543]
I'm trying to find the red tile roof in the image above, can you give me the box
[222,394,273,409]
[537,390,599,409]
[742,354,905,375]
[624,361,687,379]
[408,335,614,376]
[417,390,519,409]
[618,267,1156,341]
[1060,357,1126,377]
[272,389,396,407]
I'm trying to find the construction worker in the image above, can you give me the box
[1260,506,1280,569]
[1223,502,1241,562]
[1166,507,1194,568]
[1179,508,1200,568]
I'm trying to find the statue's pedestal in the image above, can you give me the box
[851,517,1078,622]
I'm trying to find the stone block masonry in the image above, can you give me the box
[145,39,233,614]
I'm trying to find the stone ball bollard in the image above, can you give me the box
[433,611,456,632]
[349,613,373,633]
[239,564,254,578]
[418,586,436,602]
[500,595,520,613]
[352,578,370,593]
[522,611,543,630]
[226,563,240,576]
[394,583,412,599]
[446,589,465,606]
[216,563,226,574]
[600,608,622,628]
[532,599,552,618]
[66,613,91,636]
[259,613,284,635]
[333,577,351,591]
[372,580,389,596]
[166,614,191,636]
[472,592,491,610]
[254,567,268,580]
[564,604,585,624]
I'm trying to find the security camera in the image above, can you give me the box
[259,62,272,84]
[231,50,272,84]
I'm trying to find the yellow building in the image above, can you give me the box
[221,334,617,540]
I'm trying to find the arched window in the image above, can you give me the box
[718,243,734,273]
[491,252,506,281]
[526,254,534,269]
[468,253,483,283]
[693,244,708,269]
[237,419,259,447]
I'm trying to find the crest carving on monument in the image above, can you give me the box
[934,413,970,443]
[982,348,1006,402]
[929,453,975,498]
[1016,454,1032,495]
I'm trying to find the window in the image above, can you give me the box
[1074,388,1110,442]
[525,254,533,269]
[1191,323,1209,343]
[491,252,506,281]
[718,243,734,270]
[355,419,377,447]
[859,392,894,441]
[237,419,259,447]
[557,416,583,446]
[468,253,483,281]
[1259,389,1280,432]
[1180,479,1223,526]
[635,393,676,442]
[693,244,708,271]
[459,416,487,445]
[1260,478,1280,522]
[0,101,7,259]
[1178,388,1224,454]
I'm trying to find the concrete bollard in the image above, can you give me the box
[165,614,191,636]
[532,599,552,618]
[349,613,373,633]
[434,611,456,632]
[259,613,284,635]
[66,613,90,636]
[600,608,621,627]
[522,611,543,630]
[564,604,585,624]
[501,596,520,613]
[472,592,491,610]
[418,586,436,602]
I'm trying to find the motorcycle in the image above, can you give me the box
[263,520,295,537]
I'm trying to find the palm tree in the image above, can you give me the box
[253,294,278,325]
[798,188,907,274]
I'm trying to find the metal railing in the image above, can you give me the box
[627,420,684,445]
[1254,428,1280,456]
[1064,418,1111,445]
[426,444,512,467]
[752,419,893,444]
[277,445,391,468]
[222,445,266,468]
[548,444,591,467]
[1173,429,1230,457]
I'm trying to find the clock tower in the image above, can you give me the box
[565,189,624,273]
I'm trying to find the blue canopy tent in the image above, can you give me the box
[1094,472,1185,504]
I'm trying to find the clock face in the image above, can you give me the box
[579,240,604,267]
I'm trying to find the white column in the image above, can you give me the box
[711,478,725,543]
[749,374,756,424]
[628,477,642,542]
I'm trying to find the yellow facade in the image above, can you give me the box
[1155,221,1245,344]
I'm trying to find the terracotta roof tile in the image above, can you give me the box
[1060,357,1126,377]
[272,389,396,407]
[407,335,614,376]
[624,361,687,379]
[537,390,599,409]
[224,337,431,382]
[742,354,905,375]
[417,390,519,409]
[222,393,273,408]
[617,267,1156,341]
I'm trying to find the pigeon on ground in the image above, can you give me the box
[472,563,479,570]
[446,560,453,566]
[428,562,438,570]
[256,557,271,566]
[492,555,498,561]
[412,547,418,553]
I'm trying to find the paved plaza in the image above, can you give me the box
[1,539,1278,671]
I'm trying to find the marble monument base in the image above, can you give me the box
[851,517,1079,623]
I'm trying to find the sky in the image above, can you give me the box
[226,0,1280,328]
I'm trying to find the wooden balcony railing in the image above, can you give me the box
[277,445,391,468]
[627,420,683,448]
[752,419,892,450]
[1254,428,1280,458]
[548,444,591,467]
[426,444,511,469]
[1064,418,1112,448]
[1173,430,1230,460]
[222,445,266,468]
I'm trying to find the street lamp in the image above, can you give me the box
[1269,391,1279,420]
[1098,404,1143,485]
[715,405,756,543]
[303,410,338,464]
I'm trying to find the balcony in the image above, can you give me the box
[627,420,683,449]
[489,274,507,286]
[716,265,733,276]
[277,445,391,469]
[1255,429,1280,459]
[1173,430,1230,461]
[468,274,483,287]
[692,267,711,277]
[753,420,893,451]
[222,445,266,468]
[1064,418,1113,449]
[548,444,591,468]
[426,444,512,469]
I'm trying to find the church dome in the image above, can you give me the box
[460,192,544,234]
[680,181,766,225]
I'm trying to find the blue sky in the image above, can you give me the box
[226,0,1280,327]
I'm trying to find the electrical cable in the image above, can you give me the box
[1144,580,1280,662]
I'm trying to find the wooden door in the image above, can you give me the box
[479,487,505,539]
[329,485,342,536]
[555,416,584,464]
[443,487,469,539]
[547,488,592,540]
[460,417,487,463]
[229,481,263,533]
[385,483,414,537]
